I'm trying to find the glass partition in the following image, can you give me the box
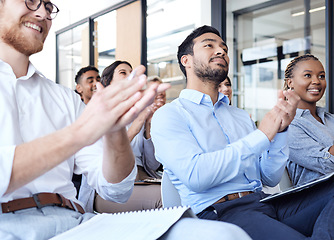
[57,22,89,89]
[146,0,211,102]
[234,0,326,122]
[94,11,117,74]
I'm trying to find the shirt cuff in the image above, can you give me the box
[269,131,287,151]
[97,165,137,203]
[0,146,16,197]
[243,129,270,156]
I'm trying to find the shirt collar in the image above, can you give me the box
[179,89,229,105]
[0,58,41,80]
[296,107,326,120]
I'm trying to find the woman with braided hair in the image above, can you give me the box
[284,54,334,185]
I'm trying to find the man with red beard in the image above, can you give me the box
[0,1,251,240]
[151,25,334,240]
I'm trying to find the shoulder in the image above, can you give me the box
[153,99,183,121]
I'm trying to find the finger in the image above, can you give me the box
[96,82,104,92]
[277,89,284,100]
[157,83,171,93]
[127,65,146,81]
[283,89,300,107]
[103,75,147,109]
[105,91,144,128]
[110,81,159,128]
[276,98,290,113]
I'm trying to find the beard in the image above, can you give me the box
[0,17,48,56]
[194,58,228,88]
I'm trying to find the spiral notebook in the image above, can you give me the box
[51,206,195,240]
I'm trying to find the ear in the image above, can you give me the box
[287,78,294,89]
[76,84,83,94]
[181,55,191,68]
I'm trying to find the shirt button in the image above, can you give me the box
[323,152,331,159]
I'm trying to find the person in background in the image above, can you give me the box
[151,25,334,240]
[218,76,232,104]
[284,54,334,185]
[75,66,101,104]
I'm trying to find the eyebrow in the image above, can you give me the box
[303,70,326,74]
[201,38,228,49]
[86,76,100,80]
[118,68,130,72]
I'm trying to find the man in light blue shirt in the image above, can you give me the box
[151,25,334,240]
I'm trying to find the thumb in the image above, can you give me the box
[277,89,284,100]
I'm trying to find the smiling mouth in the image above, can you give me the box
[307,88,321,93]
[24,22,42,33]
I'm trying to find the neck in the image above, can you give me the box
[0,41,30,78]
[298,101,317,117]
[186,72,219,104]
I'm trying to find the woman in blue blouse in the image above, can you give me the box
[284,54,334,185]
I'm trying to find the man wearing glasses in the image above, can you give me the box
[0,1,251,239]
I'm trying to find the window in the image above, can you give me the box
[57,22,89,89]
[233,0,326,122]
[146,0,211,101]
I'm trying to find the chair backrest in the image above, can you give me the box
[161,171,182,208]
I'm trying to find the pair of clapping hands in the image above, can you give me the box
[258,89,300,141]
[76,66,170,145]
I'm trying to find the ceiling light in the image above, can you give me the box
[292,5,325,17]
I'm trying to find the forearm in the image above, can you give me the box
[127,124,142,142]
[260,132,288,186]
[102,127,135,183]
[127,109,151,142]
[7,124,83,194]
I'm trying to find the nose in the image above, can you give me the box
[34,3,50,20]
[215,47,223,56]
[216,43,227,54]
[93,79,99,86]
[311,76,321,84]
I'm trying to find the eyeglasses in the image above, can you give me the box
[25,0,59,20]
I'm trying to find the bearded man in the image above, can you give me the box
[151,25,334,240]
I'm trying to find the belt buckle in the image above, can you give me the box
[69,200,79,212]
[32,193,44,209]
[32,193,64,209]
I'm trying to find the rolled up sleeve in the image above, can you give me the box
[0,146,16,197]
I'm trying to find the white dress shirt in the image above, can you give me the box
[0,60,136,209]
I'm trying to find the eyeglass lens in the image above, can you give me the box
[25,0,59,19]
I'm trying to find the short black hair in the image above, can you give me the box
[75,66,99,84]
[177,25,221,77]
[101,60,132,87]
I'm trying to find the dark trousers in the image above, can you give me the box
[197,180,334,240]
